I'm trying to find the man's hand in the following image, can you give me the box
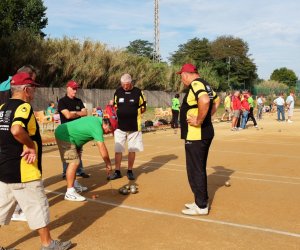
[187,115,202,127]
[21,147,36,164]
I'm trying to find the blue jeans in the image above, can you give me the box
[63,160,84,176]
[241,110,249,129]
[277,105,285,121]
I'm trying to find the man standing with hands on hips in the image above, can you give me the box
[108,73,146,181]
[177,64,220,215]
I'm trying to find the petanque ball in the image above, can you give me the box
[225,181,231,187]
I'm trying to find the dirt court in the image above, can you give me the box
[1,111,300,249]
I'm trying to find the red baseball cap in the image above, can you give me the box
[66,80,79,89]
[11,72,39,86]
[176,64,198,74]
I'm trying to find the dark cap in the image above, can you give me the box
[11,72,39,86]
[66,80,79,89]
[176,64,198,74]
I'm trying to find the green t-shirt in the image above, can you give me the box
[55,116,104,147]
[171,98,180,111]
[247,96,254,108]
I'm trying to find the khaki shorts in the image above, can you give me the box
[288,108,294,117]
[0,180,50,230]
[114,129,144,153]
[56,139,81,164]
[233,110,241,118]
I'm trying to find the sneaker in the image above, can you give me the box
[127,171,135,180]
[231,128,237,131]
[107,171,122,180]
[254,125,258,128]
[40,239,72,250]
[11,212,27,221]
[78,173,90,178]
[64,190,86,202]
[74,180,88,193]
[182,204,209,215]
[185,202,210,210]
[287,120,293,123]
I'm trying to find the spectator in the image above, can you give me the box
[246,91,258,128]
[256,94,264,120]
[231,90,241,131]
[46,101,56,116]
[57,80,89,179]
[104,99,118,132]
[286,91,295,123]
[171,93,180,134]
[239,93,250,129]
[273,93,285,121]
[221,92,232,122]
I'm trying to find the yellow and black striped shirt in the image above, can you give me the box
[0,99,42,183]
[180,78,219,141]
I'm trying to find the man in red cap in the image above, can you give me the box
[0,72,72,249]
[177,63,220,216]
[57,80,89,190]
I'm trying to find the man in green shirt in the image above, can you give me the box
[55,116,113,202]
[246,92,258,128]
[171,94,180,133]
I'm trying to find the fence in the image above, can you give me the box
[31,88,182,113]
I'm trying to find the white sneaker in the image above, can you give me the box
[11,212,27,221]
[65,190,86,202]
[254,125,258,128]
[185,202,210,210]
[74,180,88,193]
[182,204,209,215]
[287,120,293,123]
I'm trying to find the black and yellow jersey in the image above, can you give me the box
[0,99,42,183]
[180,78,219,141]
[114,87,146,131]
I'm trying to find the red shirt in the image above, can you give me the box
[232,96,241,110]
[241,98,250,111]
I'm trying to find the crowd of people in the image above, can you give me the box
[0,62,296,249]
[220,89,296,131]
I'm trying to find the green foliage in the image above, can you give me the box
[169,38,211,65]
[254,80,289,96]
[126,39,154,59]
[270,67,298,87]
[0,0,47,38]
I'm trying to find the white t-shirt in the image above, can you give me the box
[274,96,285,106]
[286,95,294,109]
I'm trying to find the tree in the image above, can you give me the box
[0,0,48,38]
[126,39,154,59]
[169,38,211,65]
[270,67,298,87]
[209,36,257,90]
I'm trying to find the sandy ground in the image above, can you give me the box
[1,110,300,249]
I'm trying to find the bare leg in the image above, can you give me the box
[128,152,136,171]
[38,226,52,246]
[66,162,79,188]
[115,152,122,170]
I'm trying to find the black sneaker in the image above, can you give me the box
[107,171,122,180]
[127,172,135,180]
[79,173,90,178]
[62,173,66,179]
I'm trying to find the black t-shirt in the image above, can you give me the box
[114,87,146,131]
[57,95,85,124]
[0,99,42,183]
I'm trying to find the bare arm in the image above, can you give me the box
[61,108,87,120]
[11,124,36,164]
[211,96,221,116]
[96,141,112,176]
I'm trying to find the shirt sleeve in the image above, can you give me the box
[12,103,31,128]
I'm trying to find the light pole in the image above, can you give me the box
[227,45,231,89]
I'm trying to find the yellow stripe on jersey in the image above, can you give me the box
[20,142,41,182]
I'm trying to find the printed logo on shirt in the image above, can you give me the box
[129,99,135,103]
[21,107,27,112]
[119,98,125,103]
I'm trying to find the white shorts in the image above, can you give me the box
[114,129,144,153]
[288,108,294,117]
[0,180,50,230]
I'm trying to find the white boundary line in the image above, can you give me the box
[46,189,300,239]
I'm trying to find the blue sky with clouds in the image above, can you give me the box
[43,0,300,80]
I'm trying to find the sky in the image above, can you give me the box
[43,0,300,80]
